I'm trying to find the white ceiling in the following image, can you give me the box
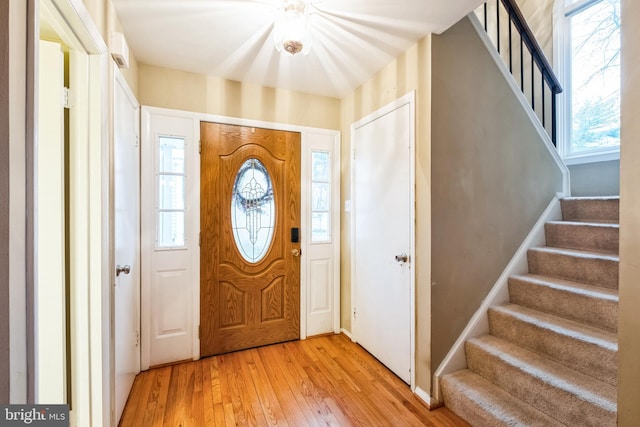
[112,0,484,98]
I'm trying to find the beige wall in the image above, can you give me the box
[514,0,554,63]
[138,64,340,130]
[82,0,140,97]
[0,0,10,403]
[618,0,640,424]
[430,17,564,373]
[340,36,433,393]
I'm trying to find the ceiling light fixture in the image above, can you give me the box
[273,0,311,56]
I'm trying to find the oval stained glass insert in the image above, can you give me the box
[231,158,275,263]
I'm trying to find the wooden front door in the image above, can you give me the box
[200,122,301,356]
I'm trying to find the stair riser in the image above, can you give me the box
[466,341,617,426]
[440,389,507,427]
[527,250,618,289]
[561,198,619,223]
[441,371,564,427]
[488,308,617,386]
[545,223,618,254]
[508,278,618,333]
[441,379,518,427]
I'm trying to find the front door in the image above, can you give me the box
[200,122,301,356]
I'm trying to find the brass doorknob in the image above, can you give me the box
[291,248,301,257]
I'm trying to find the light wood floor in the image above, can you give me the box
[119,334,470,426]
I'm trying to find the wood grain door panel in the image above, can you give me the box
[201,123,301,356]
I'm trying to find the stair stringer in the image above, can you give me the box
[432,195,564,403]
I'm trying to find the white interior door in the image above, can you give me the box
[114,69,141,422]
[352,93,415,385]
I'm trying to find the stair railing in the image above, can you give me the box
[479,0,563,145]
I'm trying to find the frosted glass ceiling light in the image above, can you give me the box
[273,0,311,56]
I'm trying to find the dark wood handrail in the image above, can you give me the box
[499,0,562,94]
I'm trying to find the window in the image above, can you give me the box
[557,0,620,163]
[311,151,331,242]
[157,136,186,248]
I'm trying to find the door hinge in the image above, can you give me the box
[353,307,357,319]
[63,87,72,109]
[199,140,202,154]
[136,330,140,347]
[198,325,201,339]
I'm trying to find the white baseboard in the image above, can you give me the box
[414,386,439,409]
[340,328,353,340]
[431,195,563,403]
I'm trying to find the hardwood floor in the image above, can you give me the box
[119,334,470,426]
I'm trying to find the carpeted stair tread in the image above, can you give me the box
[488,304,617,386]
[466,335,617,426]
[508,274,618,332]
[527,246,618,289]
[545,221,618,254]
[442,196,619,424]
[561,196,619,223]
[440,369,565,427]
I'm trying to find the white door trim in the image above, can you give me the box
[36,38,66,404]
[140,107,340,365]
[36,0,109,425]
[350,91,416,389]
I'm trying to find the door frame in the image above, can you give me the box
[141,107,341,367]
[350,91,416,389]
[31,0,110,425]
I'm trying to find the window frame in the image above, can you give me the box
[310,150,332,244]
[554,0,621,165]
[155,134,188,250]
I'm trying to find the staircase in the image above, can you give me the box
[441,197,619,426]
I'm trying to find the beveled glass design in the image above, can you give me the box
[231,159,275,263]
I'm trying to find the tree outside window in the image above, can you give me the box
[563,0,620,158]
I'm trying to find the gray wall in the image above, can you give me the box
[569,160,620,196]
[1,0,11,403]
[430,17,564,372]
